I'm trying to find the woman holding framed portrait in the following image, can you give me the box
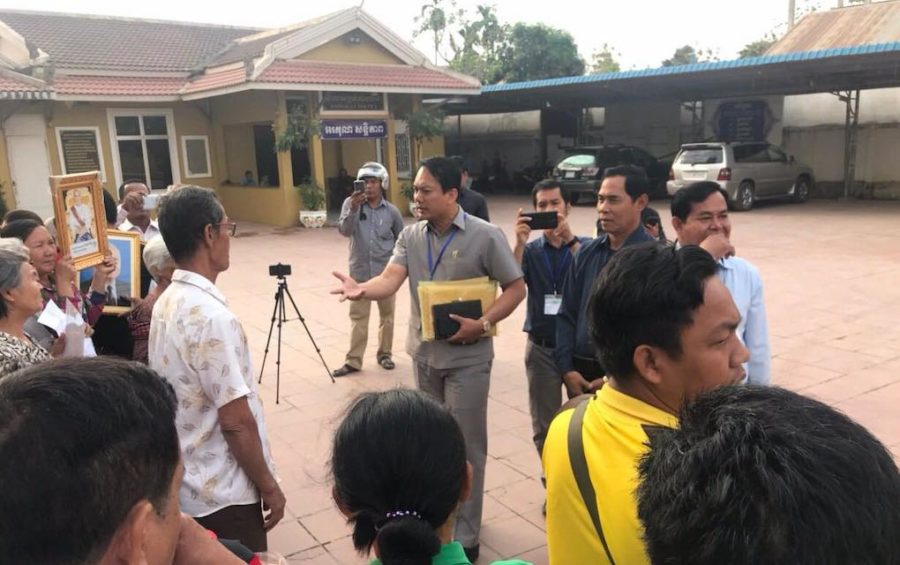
[0,220,116,349]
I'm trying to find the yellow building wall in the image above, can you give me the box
[297,31,403,65]
[44,101,216,196]
[0,132,14,211]
[322,140,343,177]
[341,139,377,174]
[209,91,298,226]
[223,124,258,184]
[419,136,446,164]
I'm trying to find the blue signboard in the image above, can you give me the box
[320,120,387,139]
[716,101,768,142]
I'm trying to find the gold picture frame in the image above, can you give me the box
[50,171,109,271]
[79,230,142,315]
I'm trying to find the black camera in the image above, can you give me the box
[269,263,292,278]
[353,180,366,193]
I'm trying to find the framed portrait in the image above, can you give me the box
[50,171,109,270]
[79,230,141,314]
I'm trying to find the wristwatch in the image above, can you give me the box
[479,317,492,334]
[565,237,579,248]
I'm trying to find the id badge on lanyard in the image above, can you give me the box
[544,294,562,315]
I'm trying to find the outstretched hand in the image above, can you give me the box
[331,271,366,302]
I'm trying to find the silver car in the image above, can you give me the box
[667,142,814,211]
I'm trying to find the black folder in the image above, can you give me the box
[432,300,483,340]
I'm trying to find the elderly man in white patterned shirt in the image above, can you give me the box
[149,185,284,552]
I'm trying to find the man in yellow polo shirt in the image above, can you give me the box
[542,243,750,564]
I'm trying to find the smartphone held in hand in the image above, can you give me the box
[142,193,159,211]
[526,211,558,230]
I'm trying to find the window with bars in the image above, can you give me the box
[109,112,177,189]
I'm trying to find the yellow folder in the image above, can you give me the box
[417,276,499,342]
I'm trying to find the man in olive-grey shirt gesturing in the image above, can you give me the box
[332,156,526,560]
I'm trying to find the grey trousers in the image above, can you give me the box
[413,359,491,548]
[524,339,565,457]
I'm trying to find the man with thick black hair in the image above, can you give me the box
[637,385,900,565]
[543,243,749,564]
[554,165,654,397]
[0,357,245,563]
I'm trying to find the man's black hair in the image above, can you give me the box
[0,357,180,564]
[531,179,570,208]
[588,243,718,380]
[670,181,729,221]
[637,385,900,565]
[602,165,650,200]
[157,185,224,263]
[419,156,461,194]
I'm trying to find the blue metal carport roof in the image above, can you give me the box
[451,42,900,114]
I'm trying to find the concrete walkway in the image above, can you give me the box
[219,195,900,563]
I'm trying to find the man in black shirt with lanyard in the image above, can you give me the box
[513,179,587,462]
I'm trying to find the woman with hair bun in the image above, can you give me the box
[331,388,531,565]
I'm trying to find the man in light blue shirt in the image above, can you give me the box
[670,182,771,385]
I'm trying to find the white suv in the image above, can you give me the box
[667,142,815,211]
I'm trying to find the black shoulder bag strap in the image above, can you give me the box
[567,397,617,565]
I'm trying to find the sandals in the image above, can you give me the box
[378,356,395,370]
[332,364,360,377]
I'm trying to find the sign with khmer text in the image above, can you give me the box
[321,92,385,112]
[320,120,387,139]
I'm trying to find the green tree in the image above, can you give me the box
[413,0,460,64]
[448,4,508,84]
[739,32,778,58]
[590,43,621,74]
[496,23,585,82]
[661,45,718,67]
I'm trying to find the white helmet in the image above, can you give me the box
[357,162,389,191]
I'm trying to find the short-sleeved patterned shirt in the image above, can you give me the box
[0,332,50,378]
[149,270,275,517]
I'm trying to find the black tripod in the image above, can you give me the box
[258,272,334,403]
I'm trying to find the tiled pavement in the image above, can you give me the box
[219,196,900,564]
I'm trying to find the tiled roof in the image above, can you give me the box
[54,75,184,97]
[0,71,51,99]
[257,60,480,91]
[206,10,348,67]
[182,67,248,94]
[0,10,480,99]
[768,2,900,55]
[0,10,254,72]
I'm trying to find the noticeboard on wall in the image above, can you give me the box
[715,100,771,142]
[57,128,105,179]
[321,92,386,113]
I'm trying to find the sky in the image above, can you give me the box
[0,0,852,70]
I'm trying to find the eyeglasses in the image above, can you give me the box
[217,222,237,236]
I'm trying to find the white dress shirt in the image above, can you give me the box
[118,218,160,242]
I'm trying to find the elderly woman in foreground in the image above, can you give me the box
[127,235,175,364]
[0,239,52,376]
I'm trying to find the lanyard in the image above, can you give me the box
[427,215,464,280]
[542,242,571,293]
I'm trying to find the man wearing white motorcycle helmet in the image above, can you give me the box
[334,162,404,377]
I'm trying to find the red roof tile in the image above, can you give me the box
[54,75,184,97]
[182,66,248,94]
[257,60,479,91]
[0,10,253,72]
[0,73,50,93]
